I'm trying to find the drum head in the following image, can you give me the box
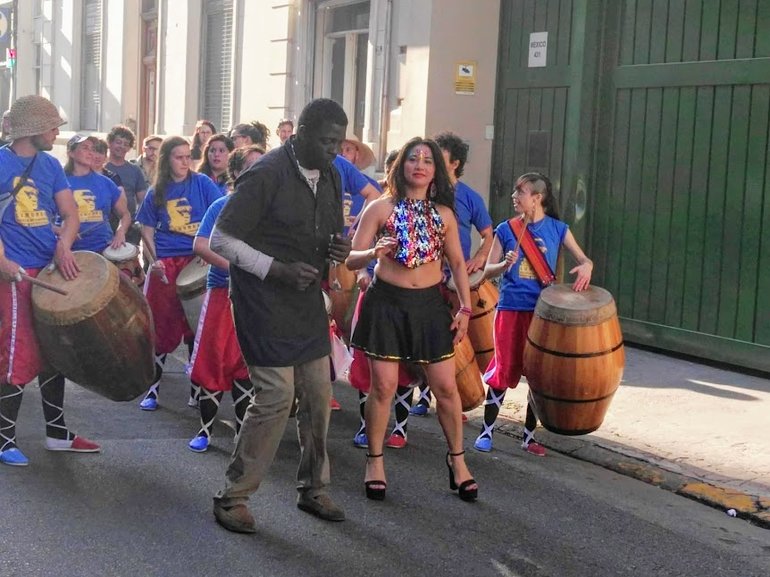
[176,258,208,297]
[103,243,139,262]
[446,269,485,292]
[31,251,119,324]
[534,284,616,325]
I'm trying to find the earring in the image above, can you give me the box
[430,182,437,199]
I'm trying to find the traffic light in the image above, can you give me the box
[6,48,15,69]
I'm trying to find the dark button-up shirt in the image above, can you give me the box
[215,142,343,367]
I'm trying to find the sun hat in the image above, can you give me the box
[342,134,375,170]
[7,95,67,141]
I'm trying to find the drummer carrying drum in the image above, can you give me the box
[0,95,100,466]
[135,136,224,411]
[473,172,592,456]
[410,132,494,418]
[185,146,264,452]
[62,134,132,253]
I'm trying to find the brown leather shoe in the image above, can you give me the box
[297,493,345,522]
[213,503,257,533]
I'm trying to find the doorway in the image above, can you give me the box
[314,0,370,139]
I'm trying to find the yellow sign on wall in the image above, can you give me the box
[455,61,477,95]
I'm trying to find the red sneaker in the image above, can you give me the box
[45,435,101,453]
[523,441,546,457]
[330,397,341,411]
[385,434,407,449]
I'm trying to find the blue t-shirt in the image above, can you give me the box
[333,155,378,235]
[68,171,121,252]
[195,195,229,289]
[0,147,70,268]
[496,216,568,311]
[136,172,224,258]
[455,181,493,260]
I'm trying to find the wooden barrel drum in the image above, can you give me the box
[328,262,357,339]
[446,270,499,372]
[454,336,485,412]
[31,251,155,402]
[523,284,624,435]
[102,242,145,287]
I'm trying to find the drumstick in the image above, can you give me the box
[20,273,69,296]
[507,215,529,271]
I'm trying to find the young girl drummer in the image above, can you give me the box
[473,173,593,456]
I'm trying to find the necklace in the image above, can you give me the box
[289,139,321,194]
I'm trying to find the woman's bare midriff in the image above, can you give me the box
[373,257,443,288]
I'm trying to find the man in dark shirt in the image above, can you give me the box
[105,125,146,245]
[209,98,351,532]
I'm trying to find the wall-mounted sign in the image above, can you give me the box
[528,32,548,68]
[455,61,476,95]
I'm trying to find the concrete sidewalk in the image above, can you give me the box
[470,346,770,528]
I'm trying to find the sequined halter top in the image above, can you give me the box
[382,197,446,269]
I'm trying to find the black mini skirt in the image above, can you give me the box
[351,277,455,364]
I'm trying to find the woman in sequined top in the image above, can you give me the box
[346,137,479,503]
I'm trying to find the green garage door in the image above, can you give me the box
[494,0,770,372]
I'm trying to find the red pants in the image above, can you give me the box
[143,256,195,355]
[483,310,534,391]
[188,287,249,391]
[0,269,44,386]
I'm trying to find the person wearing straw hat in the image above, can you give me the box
[341,135,375,172]
[0,95,101,466]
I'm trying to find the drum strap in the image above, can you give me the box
[508,217,555,287]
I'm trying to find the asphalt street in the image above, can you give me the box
[1,354,768,577]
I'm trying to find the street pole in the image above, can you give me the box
[9,0,16,103]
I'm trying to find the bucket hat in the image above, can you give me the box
[7,95,66,141]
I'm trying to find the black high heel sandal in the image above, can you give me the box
[365,453,387,501]
[446,450,478,502]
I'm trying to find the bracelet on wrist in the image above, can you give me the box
[457,306,472,316]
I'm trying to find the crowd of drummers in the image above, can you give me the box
[0,95,592,531]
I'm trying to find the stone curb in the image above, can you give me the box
[489,417,770,530]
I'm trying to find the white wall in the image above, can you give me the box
[156,0,201,136]
[425,0,499,205]
[235,0,293,147]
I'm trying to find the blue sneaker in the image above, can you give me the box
[352,432,368,448]
[139,396,158,411]
[474,435,493,452]
[188,435,210,453]
[0,447,29,466]
[410,403,429,416]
